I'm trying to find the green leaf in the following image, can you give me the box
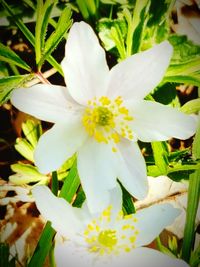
[119,181,135,214]
[0,0,63,76]
[51,171,58,196]
[0,43,31,71]
[131,0,149,53]
[0,74,31,104]
[0,243,9,267]
[10,163,47,185]
[169,35,200,64]
[182,118,200,262]
[15,137,34,162]
[163,73,200,88]
[190,243,200,267]
[181,98,200,114]
[35,0,56,65]
[22,119,42,148]
[38,7,72,68]
[156,237,176,258]
[152,83,179,106]
[27,222,56,267]
[151,141,169,174]
[98,17,127,56]
[0,243,16,267]
[72,189,86,207]
[147,0,169,27]
[59,159,80,203]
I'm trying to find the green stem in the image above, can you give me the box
[182,169,200,262]
[182,116,200,262]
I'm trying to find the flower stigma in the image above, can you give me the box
[82,96,134,152]
[83,205,139,256]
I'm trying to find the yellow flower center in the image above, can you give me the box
[84,205,139,256]
[98,230,117,248]
[82,96,134,151]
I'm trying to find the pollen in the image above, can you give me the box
[84,206,139,257]
[82,96,134,150]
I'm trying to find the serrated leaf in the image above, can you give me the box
[0,42,31,72]
[0,74,31,104]
[35,0,56,65]
[38,7,72,68]
[0,0,64,76]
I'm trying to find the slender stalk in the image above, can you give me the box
[182,112,200,262]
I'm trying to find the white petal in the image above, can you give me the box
[117,139,148,200]
[11,84,81,123]
[54,238,94,267]
[77,139,118,213]
[127,100,197,141]
[110,247,189,267]
[135,203,181,247]
[107,41,173,100]
[62,22,109,105]
[32,186,82,237]
[34,120,87,174]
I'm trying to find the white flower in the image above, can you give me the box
[11,22,196,212]
[32,185,189,267]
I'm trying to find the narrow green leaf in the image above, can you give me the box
[156,237,176,258]
[27,222,56,267]
[76,0,89,20]
[38,7,72,68]
[0,0,63,76]
[0,74,31,104]
[131,0,149,53]
[110,25,126,59]
[35,0,43,64]
[190,244,200,267]
[85,0,97,16]
[182,118,200,262]
[120,183,135,215]
[59,159,80,203]
[151,141,168,174]
[51,171,58,196]
[163,74,200,88]
[0,243,9,267]
[35,0,56,65]
[40,0,56,49]
[72,189,86,207]
[0,43,31,71]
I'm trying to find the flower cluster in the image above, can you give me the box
[11,22,196,266]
